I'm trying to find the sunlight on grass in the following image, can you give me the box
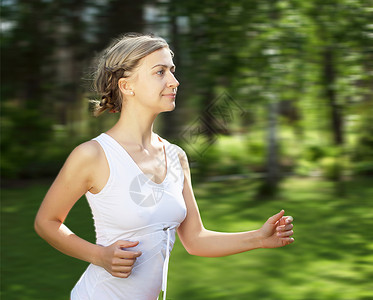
[2,177,373,300]
[168,177,373,300]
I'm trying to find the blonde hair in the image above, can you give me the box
[92,33,172,116]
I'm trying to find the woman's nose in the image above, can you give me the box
[168,72,180,88]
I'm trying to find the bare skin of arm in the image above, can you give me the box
[34,141,141,278]
[177,150,294,257]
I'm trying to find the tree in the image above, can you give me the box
[299,0,372,146]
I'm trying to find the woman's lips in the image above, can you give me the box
[162,94,176,98]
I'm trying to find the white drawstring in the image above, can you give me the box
[161,227,171,300]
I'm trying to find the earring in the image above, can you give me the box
[130,91,134,95]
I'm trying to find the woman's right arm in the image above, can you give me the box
[34,141,141,278]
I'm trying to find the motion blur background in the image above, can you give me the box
[1,0,373,299]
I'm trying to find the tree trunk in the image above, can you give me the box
[260,0,281,196]
[322,46,344,145]
[17,0,45,109]
[267,100,279,186]
[201,88,217,144]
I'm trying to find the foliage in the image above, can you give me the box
[1,0,372,184]
[351,113,373,175]
[1,106,53,178]
[319,156,343,180]
[294,143,348,180]
[180,134,266,182]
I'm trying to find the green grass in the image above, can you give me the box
[1,177,373,300]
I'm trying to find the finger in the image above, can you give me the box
[116,249,142,259]
[112,271,131,278]
[277,230,294,237]
[120,258,136,266]
[276,224,293,231]
[112,265,133,273]
[279,215,293,226]
[117,240,139,249]
[278,237,295,247]
[286,216,294,224]
[267,210,285,224]
[282,237,294,245]
[117,240,142,258]
[112,257,136,266]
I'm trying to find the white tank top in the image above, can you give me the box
[70,133,187,300]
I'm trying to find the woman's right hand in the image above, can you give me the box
[97,240,142,278]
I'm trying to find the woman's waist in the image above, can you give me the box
[96,222,179,248]
[97,223,179,275]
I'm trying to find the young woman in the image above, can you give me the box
[34,33,294,300]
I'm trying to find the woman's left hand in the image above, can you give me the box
[258,210,294,249]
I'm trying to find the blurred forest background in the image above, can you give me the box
[1,0,373,299]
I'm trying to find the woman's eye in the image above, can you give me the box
[157,69,165,75]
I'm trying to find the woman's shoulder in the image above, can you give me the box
[56,138,106,181]
[68,138,104,165]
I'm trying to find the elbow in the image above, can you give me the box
[184,244,199,256]
[34,213,47,239]
[179,226,207,256]
[179,236,198,256]
[181,236,204,256]
[34,215,42,237]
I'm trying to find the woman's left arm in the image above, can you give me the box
[177,150,294,257]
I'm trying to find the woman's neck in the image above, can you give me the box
[106,106,158,149]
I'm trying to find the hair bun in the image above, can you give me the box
[100,96,108,107]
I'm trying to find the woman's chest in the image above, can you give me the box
[91,175,186,231]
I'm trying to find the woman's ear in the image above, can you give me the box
[118,78,134,96]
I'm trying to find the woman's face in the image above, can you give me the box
[129,47,179,113]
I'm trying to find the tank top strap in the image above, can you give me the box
[92,133,129,177]
[157,135,185,189]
